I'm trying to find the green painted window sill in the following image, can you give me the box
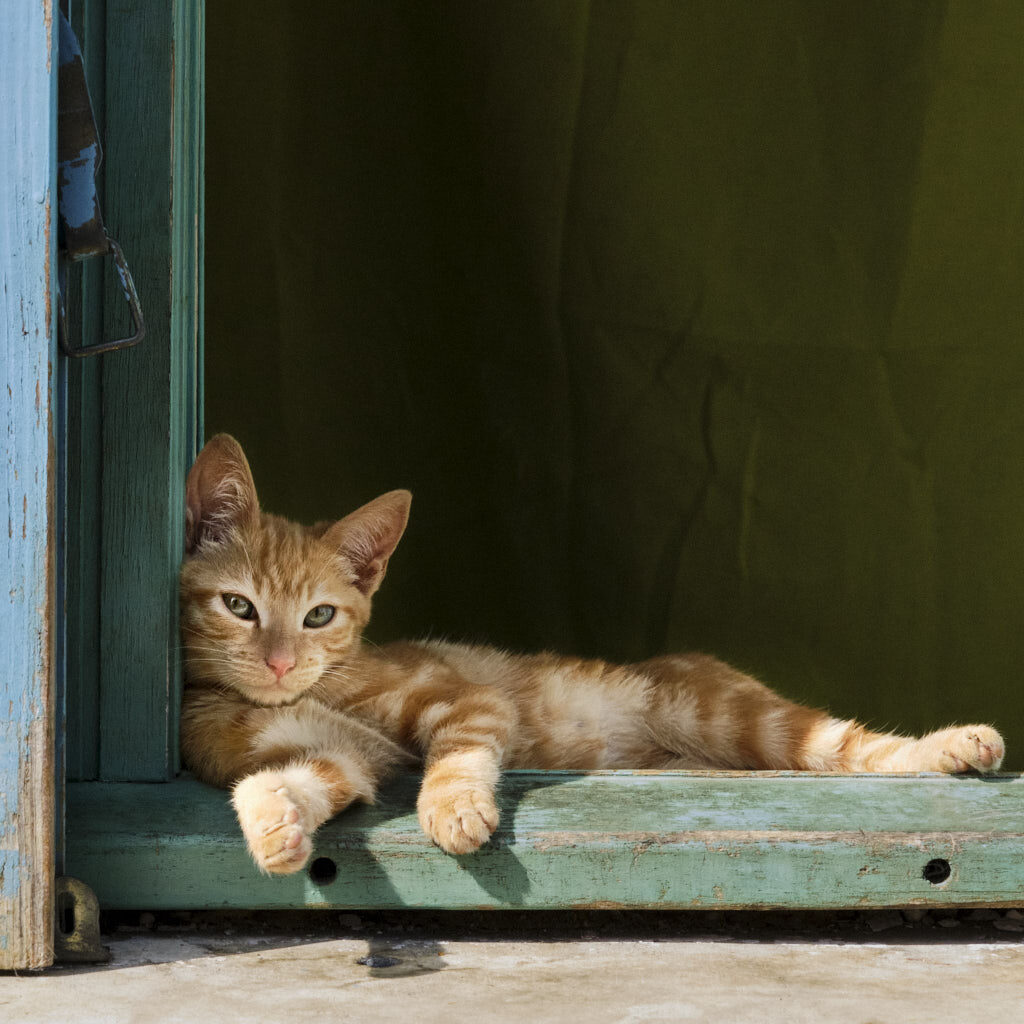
[65,771,1024,911]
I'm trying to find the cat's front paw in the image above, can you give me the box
[232,772,314,874]
[418,784,499,855]
[937,726,1005,774]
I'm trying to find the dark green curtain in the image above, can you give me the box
[207,1,1024,765]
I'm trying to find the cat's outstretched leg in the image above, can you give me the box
[418,745,503,855]
[382,653,513,854]
[231,703,408,873]
[183,692,407,874]
[817,721,1005,773]
[638,654,1005,773]
[232,754,368,874]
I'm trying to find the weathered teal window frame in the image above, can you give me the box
[6,1,1023,970]
[62,0,203,785]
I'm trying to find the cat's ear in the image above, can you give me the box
[322,490,411,596]
[185,434,260,554]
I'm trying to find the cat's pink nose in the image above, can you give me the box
[265,653,295,680]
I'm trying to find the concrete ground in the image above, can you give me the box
[3,910,1024,1023]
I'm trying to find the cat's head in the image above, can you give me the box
[179,434,410,705]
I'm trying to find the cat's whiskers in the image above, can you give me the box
[319,665,357,684]
[183,650,247,664]
[183,647,248,662]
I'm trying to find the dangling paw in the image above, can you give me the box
[232,771,314,874]
[936,726,1005,774]
[418,782,499,855]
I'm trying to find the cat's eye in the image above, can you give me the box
[223,593,257,620]
[303,604,335,628]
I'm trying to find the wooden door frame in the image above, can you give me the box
[0,0,203,967]
[1,0,58,972]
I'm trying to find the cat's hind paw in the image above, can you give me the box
[418,784,500,855]
[232,772,314,874]
[936,726,1005,774]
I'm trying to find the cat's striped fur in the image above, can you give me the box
[180,435,1005,873]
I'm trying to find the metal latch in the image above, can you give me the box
[56,11,145,358]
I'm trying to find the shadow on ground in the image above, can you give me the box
[21,905,1020,977]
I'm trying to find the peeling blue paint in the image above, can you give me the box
[0,851,21,900]
[56,12,106,256]
[1,0,57,970]
[58,142,100,230]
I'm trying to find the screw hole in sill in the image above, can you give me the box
[922,858,952,885]
[309,856,338,886]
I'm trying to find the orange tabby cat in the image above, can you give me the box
[180,435,1006,874]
